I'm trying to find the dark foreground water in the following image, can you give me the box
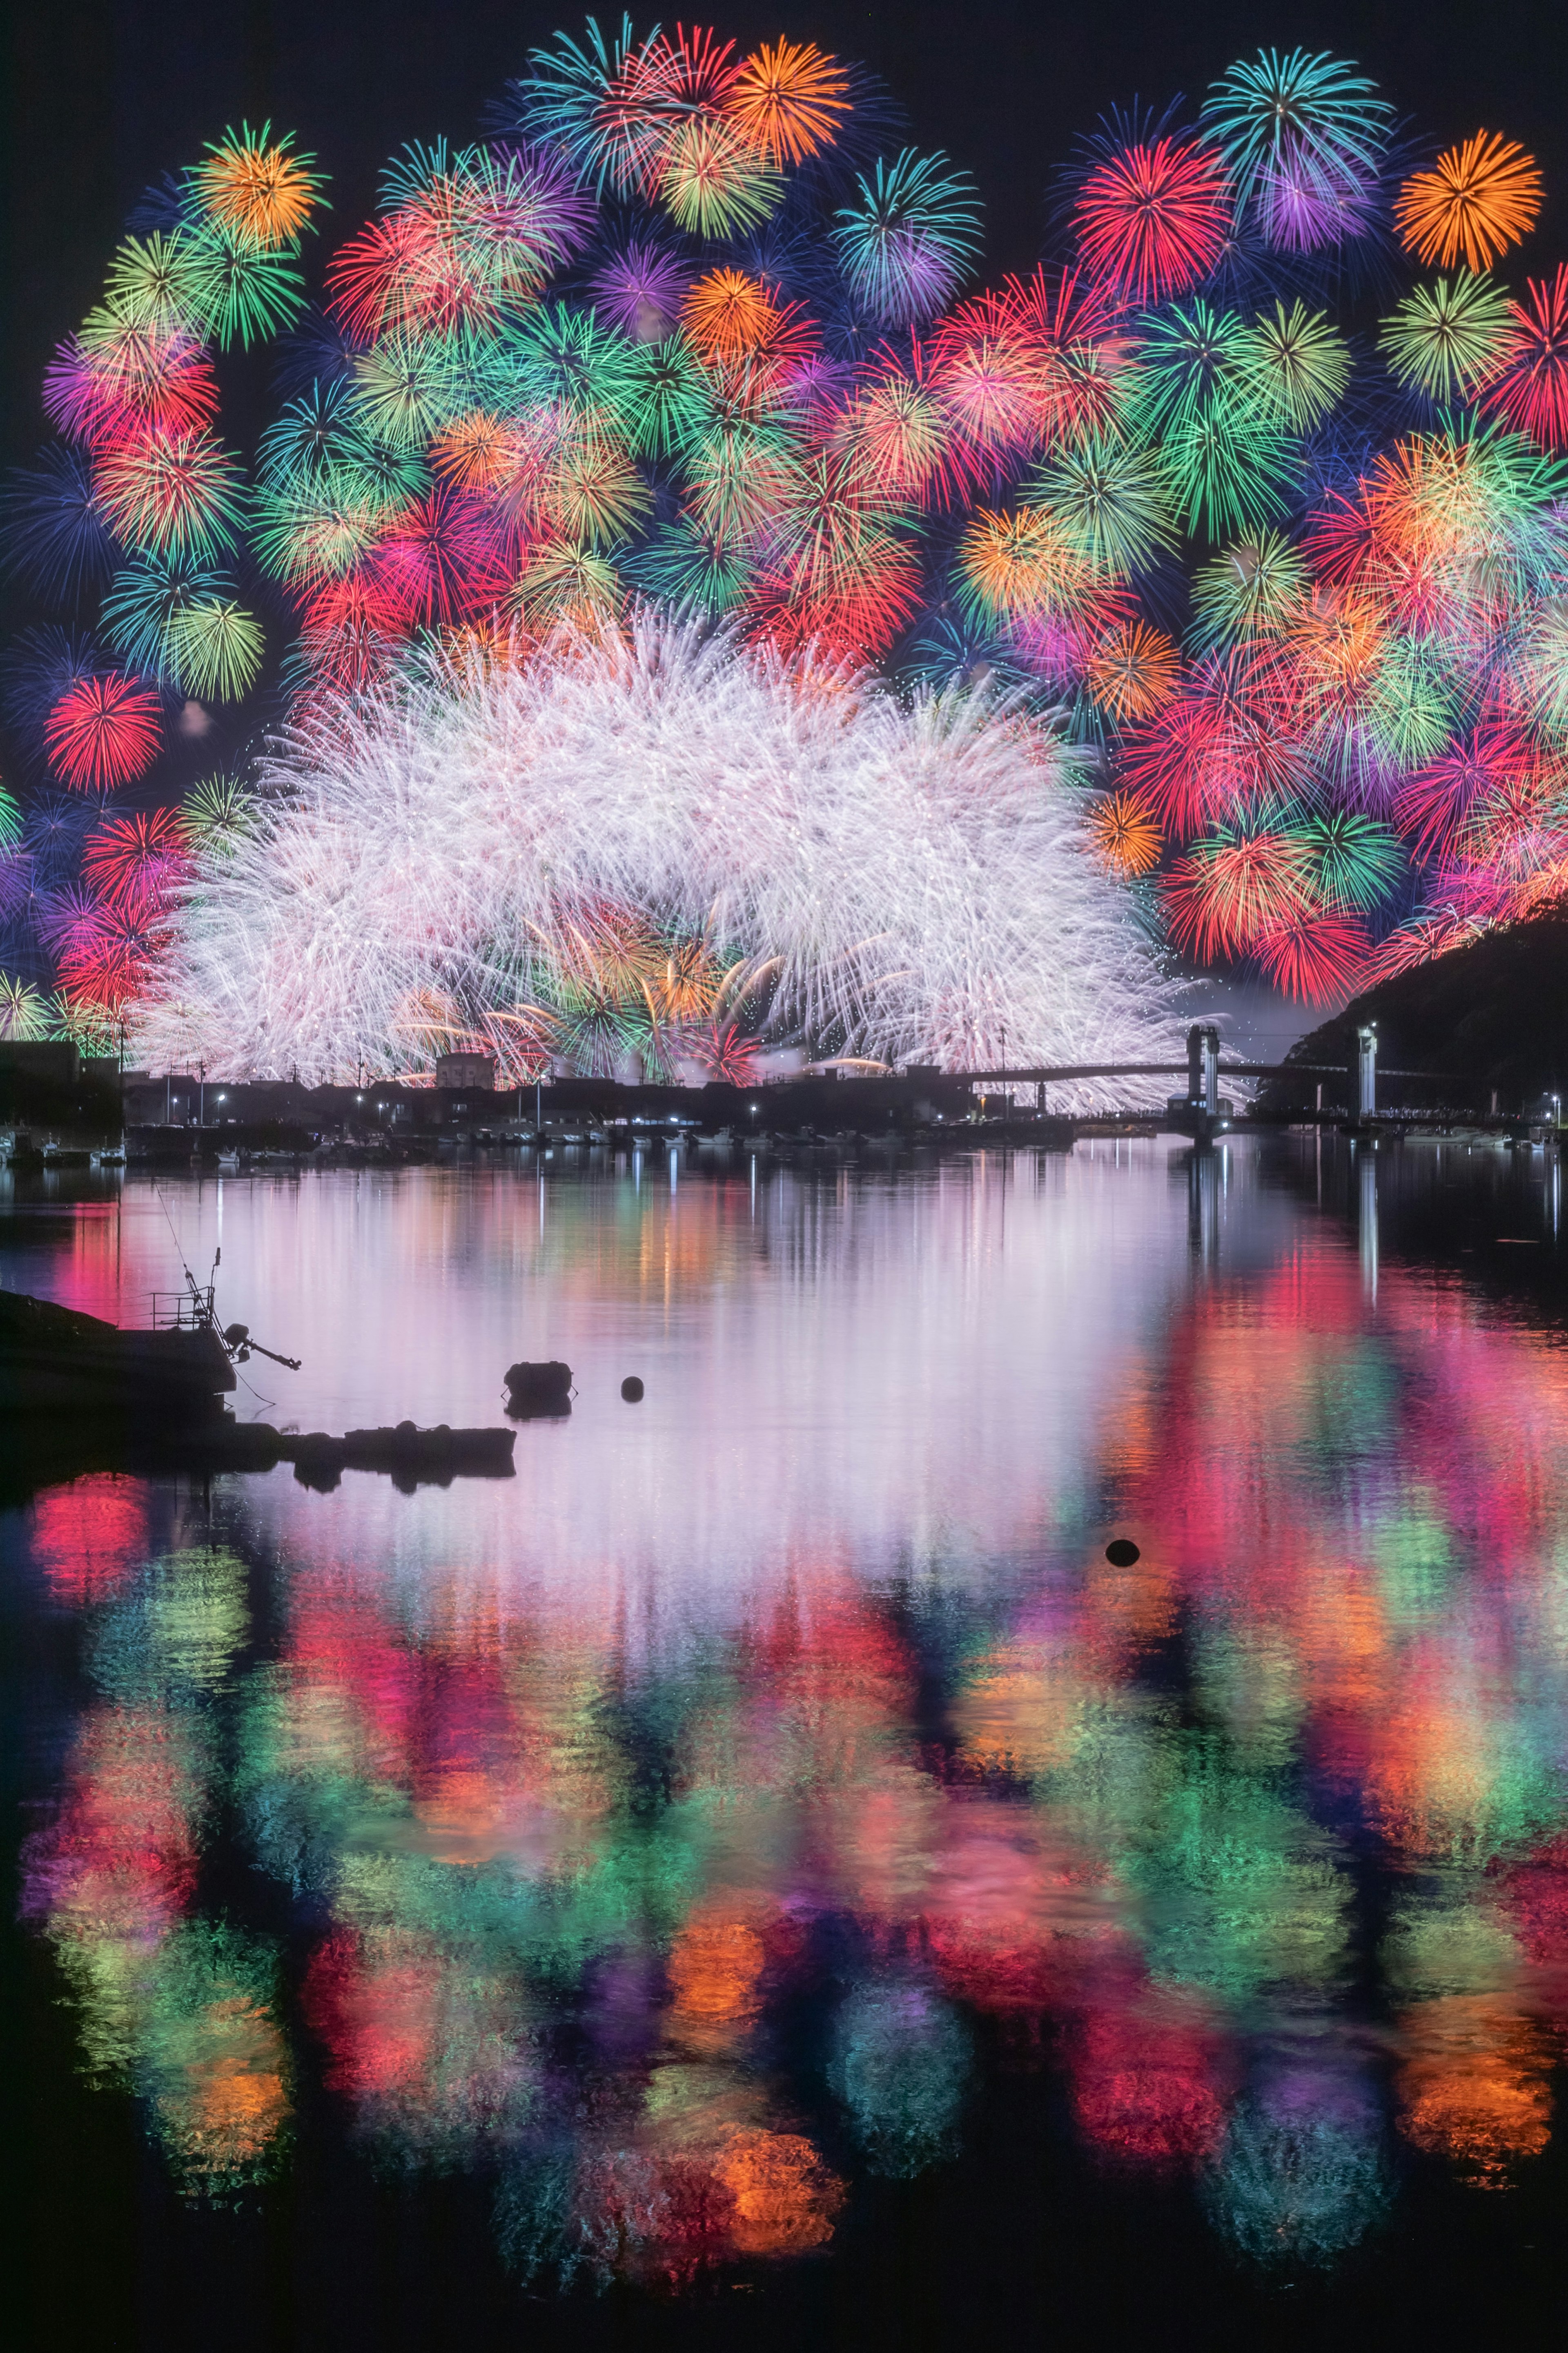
[5,1134,1568,2350]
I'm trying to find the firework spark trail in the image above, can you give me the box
[140,615,1175,1094]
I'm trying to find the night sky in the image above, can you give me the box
[3,0,1564,473]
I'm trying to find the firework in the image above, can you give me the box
[1380,275,1512,404]
[93,427,246,563]
[42,675,162,790]
[82,807,192,914]
[1482,268,1568,448]
[0,974,51,1041]
[1162,826,1311,959]
[1189,535,1308,649]
[2,445,120,603]
[1296,811,1405,910]
[138,616,1174,1089]
[727,40,850,166]
[1252,908,1370,1001]
[1396,134,1543,274]
[589,236,691,340]
[163,596,265,700]
[100,555,236,684]
[835,151,982,326]
[1084,621,1180,723]
[191,123,325,250]
[1029,436,1175,578]
[1202,49,1391,246]
[1072,133,1230,308]
[1237,303,1350,430]
[13,18,1568,1030]
[1087,790,1162,875]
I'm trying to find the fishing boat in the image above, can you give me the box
[0,1286,237,1413]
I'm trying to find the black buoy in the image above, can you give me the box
[620,1376,644,1402]
[505,1360,571,1400]
[1105,1538,1140,1567]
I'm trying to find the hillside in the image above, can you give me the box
[1256,911,1568,1114]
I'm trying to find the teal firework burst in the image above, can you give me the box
[834,150,983,327]
[621,337,715,460]
[186,227,306,349]
[1295,810,1405,909]
[628,516,757,614]
[1201,50,1392,225]
[510,303,644,423]
[1158,402,1295,539]
[100,553,234,680]
[349,335,461,450]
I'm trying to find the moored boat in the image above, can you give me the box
[0,1287,236,1412]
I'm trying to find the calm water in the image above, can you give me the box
[6,1136,1568,2349]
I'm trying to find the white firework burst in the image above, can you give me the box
[139,613,1179,1093]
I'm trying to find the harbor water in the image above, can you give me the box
[4,1132,1568,2348]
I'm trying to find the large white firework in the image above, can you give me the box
[140,616,1178,1088]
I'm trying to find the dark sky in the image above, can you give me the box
[3,0,1564,468]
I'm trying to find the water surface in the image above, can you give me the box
[6,1136,1568,2349]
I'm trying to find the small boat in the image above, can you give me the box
[0,1287,237,1413]
[216,1149,243,1171]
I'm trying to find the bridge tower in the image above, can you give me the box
[1186,1024,1221,1115]
[1348,1024,1377,1122]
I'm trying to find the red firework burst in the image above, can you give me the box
[80,807,192,916]
[1252,910,1371,1004]
[1394,720,1542,863]
[367,488,514,626]
[1302,484,1376,589]
[1072,136,1230,308]
[1481,266,1568,449]
[43,327,219,446]
[58,905,162,1010]
[929,307,1047,486]
[1161,829,1311,960]
[326,209,439,341]
[989,266,1136,442]
[43,675,163,790]
[1121,653,1303,834]
[296,572,407,688]
[602,25,743,198]
[684,1018,760,1082]
[40,885,160,1010]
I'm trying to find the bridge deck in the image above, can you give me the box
[963,1063,1457,1084]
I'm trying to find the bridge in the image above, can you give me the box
[963,1026,1461,1137]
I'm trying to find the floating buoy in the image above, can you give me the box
[621,1376,644,1402]
[1105,1538,1140,1567]
[504,1360,572,1420]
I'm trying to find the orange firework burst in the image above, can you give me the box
[726,40,851,166]
[430,410,515,493]
[956,506,1087,620]
[1085,620,1180,724]
[682,267,780,361]
[192,122,325,250]
[1395,133,1543,273]
[1088,791,1163,877]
